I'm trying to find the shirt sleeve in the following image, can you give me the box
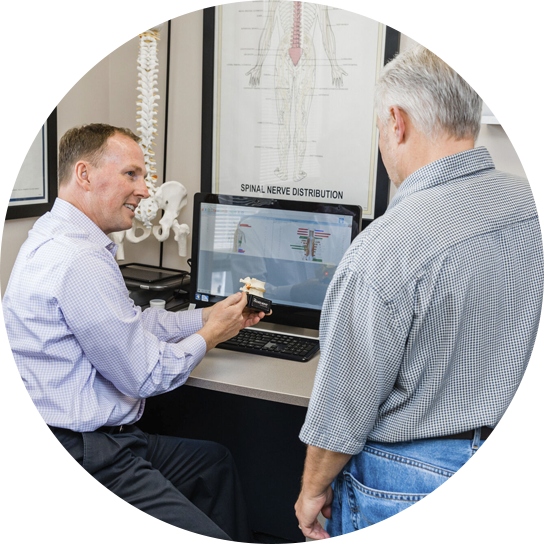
[56,247,207,399]
[141,306,204,342]
[299,266,409,455]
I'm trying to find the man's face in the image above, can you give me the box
[377,117,401,187]
[85,134,149,234]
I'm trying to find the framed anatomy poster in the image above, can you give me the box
[0,0,57,219]
[201,1,399,219]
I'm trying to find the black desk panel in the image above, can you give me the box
[139,385,308,542]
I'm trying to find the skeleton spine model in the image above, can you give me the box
[0,0,14,138]
[116,26,191,259]
[135,28,160,227]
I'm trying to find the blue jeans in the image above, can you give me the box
[327,428,531,544]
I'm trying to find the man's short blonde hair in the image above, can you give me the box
[58,124,139,186]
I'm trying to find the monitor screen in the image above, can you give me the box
[190,194,362,330]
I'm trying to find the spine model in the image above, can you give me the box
[0,0,14,138]
[134,28,161,228]
[117,25,191,259]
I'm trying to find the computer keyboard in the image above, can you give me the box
[217,329,320,362]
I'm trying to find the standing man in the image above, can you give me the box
[295,46,543,538]
[3,124,268,541]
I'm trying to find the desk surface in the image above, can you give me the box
[187,322,320,407]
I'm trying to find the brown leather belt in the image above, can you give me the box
[435,427,523,440]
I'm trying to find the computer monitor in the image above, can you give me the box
[190,194,363,330]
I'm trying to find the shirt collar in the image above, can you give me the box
[50,198,118,256]
[387,146,495,212]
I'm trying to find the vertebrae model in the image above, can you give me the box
[240,277,267,297]
[113,26,190,260]
[0,0,14,138]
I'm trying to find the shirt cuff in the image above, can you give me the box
[299,423,366,456]
[175,332,207,365]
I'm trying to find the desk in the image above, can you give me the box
[138,322,319,542]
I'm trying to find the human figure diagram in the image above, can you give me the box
[246,1,347,182]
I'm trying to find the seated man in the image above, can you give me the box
[3,124,268,541]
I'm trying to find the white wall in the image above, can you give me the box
[0,0,544,544]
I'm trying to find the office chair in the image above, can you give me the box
[0,459,97,544]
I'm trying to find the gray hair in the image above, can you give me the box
[374,45,483,141]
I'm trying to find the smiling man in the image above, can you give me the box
[3,124,266,541]
[57,126,149,233]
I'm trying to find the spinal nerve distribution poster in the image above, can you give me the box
[212,1,385,217]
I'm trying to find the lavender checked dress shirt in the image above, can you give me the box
[3,198,207,432]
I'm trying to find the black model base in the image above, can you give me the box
[246,294,272,313]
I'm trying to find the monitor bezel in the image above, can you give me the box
[190,193,363,330]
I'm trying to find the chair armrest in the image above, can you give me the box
[0,459,95,497]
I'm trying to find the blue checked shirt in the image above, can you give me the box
[299,147,543,455]
[3,199,207,432]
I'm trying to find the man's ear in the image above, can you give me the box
[389,105,407,144]
[74,161,92,191]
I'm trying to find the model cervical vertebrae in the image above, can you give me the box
[118,26,190,259]
[240,277,267,297]
[0,0,14,138]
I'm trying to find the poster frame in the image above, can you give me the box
[200,5,399,226]
[0,0,57,220]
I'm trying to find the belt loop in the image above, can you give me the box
[471,427,482,453]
